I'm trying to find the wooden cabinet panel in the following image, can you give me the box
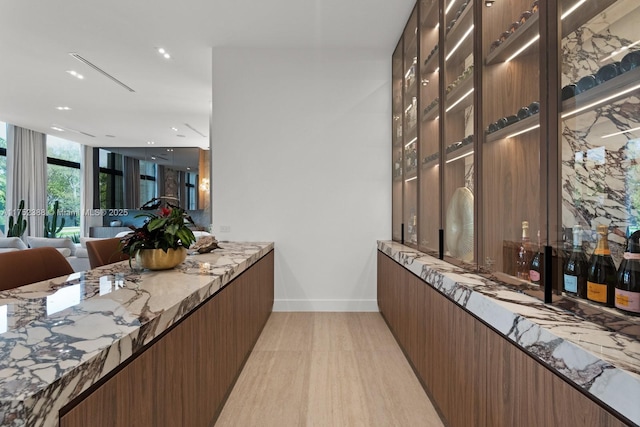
[377,251,627,427]
[61,251,274,427]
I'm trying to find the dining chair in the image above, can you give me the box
[86,238,129,269]
[0,247,74,291]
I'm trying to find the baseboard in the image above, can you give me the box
[273,299,379,312]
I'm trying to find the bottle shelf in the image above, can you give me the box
[405,169,418,181]
[422,151,439,169]
[422,47,439,75]
[485,114,540,143]
[444,2,473,47]
[485,12,539,66]
[444,74,473,115]
[445,142,473,164]
[561,66,640,118]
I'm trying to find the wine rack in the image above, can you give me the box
[393,0,640,311]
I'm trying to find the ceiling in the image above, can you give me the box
[0,0,414,151]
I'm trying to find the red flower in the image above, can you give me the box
[159,207,172,217]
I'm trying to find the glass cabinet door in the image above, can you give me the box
[418,0,441,255]
[403,8,420,246]
[481,0,542,282]
[559,0,640,303]
[442,0,475,263]
[393,42,404,243]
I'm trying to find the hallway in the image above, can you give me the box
[215,312,444,426]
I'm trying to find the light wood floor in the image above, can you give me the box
[215,312,444,427]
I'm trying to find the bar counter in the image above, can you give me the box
[378,240,640,426]
[0,242,274,427]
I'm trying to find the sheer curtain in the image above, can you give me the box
[80,146,94,237]
[6,125,47,238]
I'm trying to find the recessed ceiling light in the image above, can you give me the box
[56,106,71,111]
[187,167,191,170]
[157,47,171,59]
[66,70,84,79]
[147,141,155,145]
[51,126,64,132]
[166,148,174,152]
[151,156,156,160]
[171,127,178,131]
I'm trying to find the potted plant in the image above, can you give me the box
[119,202,196,270]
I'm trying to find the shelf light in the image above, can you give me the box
[601,125,640,139]
[445,88,474,112]
[505,34,540,63]
[446,150,474,164]
[445,0,457,15]
[446,25,474,61]
[560,0,587,20]
[405,137,418,148]
[561,83,640,119]
[506,124,540,139]
[405,176,418,182]
[600,39,640,63]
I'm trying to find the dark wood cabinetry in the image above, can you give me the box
[378,251,629,426]
[60,251,274,427]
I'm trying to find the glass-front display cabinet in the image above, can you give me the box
[559,0,640,309]
[418,0,441,255]
[481,0,542,284]
[392,41,404,243]
[442,0,476,264]
[403,8,420,247]
[391,0,640,315]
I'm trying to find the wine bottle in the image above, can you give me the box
[587,225,617,307]
[516,221,531,280]
[564,225,587,298]
[615,230,640,315]
[529,229,542,285]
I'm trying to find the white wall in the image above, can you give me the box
[211,48,390,311]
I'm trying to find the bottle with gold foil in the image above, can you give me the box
[587,225,616,307]
[615,230,640,315]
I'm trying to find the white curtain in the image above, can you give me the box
[6,125,47,238]
[80,146,93,237]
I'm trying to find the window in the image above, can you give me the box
[46,135,81,238]
[185,172,197,210]
[0,122,6,233]
[140,160,157,204]
[99,149,124,209]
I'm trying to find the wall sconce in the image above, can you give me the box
[485,0,495,6]
[199,178,210,192]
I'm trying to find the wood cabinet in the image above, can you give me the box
[378,251,629,426]
[59,251,274,427]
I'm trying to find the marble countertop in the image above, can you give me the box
[0,242,274,427]
[378,240,640,426]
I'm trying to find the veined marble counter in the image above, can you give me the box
[378,240,640,426]
[0,241,274,427]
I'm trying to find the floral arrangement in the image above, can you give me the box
[119,201,196,261]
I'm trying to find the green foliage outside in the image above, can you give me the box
[47,138,81,232]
